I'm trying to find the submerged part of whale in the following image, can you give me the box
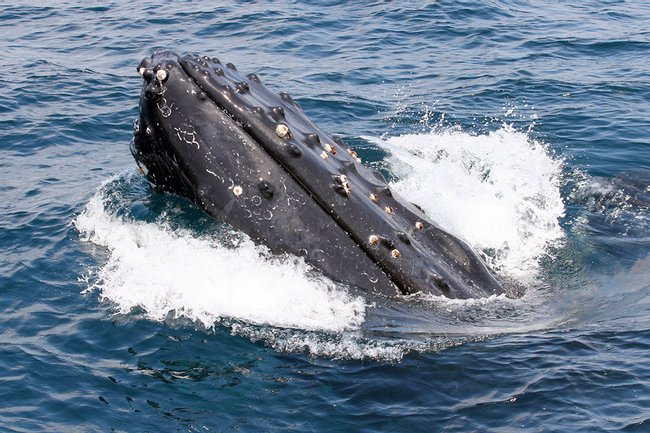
[131,50,505,299]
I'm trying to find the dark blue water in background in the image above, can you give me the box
[2,1,650,431]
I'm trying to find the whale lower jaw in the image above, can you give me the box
[131,50,505,299]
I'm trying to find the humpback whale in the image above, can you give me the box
[131,50,505,299]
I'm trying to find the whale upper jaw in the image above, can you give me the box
[131,50,506,299]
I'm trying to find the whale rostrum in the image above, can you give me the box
[131,50,506,299]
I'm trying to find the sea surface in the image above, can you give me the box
[1,1,649,432]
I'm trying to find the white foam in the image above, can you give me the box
[74,181,366,333]
[227,322,467,362]
[368,125,566,280]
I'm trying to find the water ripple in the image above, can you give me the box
[1,1,650,431]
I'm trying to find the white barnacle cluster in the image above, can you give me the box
[275,123,290,139]
[367,234,401,259]
[338,174,351,195]
[332,173,352,197]
[347,148,362,163]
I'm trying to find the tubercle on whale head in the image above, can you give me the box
[131,50,508,299]
[136,58,168,101]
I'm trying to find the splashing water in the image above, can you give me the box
[368,125,566,282]
[74,178,367,333]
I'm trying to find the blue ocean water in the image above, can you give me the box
[1,1,649,431]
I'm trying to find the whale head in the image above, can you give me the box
[131,50,507,299]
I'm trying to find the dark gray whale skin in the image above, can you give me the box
[131,50,505,299]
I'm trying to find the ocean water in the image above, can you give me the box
[1,1,649,431]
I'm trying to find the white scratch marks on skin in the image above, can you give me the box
[157,100,173,117]
[155,87,173,117]
[173,127,200,149]
[281,178,301,207]
[205,169,224,182]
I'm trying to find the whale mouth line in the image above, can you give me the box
[132,50,508,299]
